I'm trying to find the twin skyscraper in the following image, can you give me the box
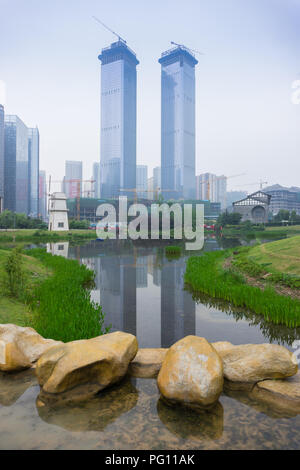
[98,40,198,200]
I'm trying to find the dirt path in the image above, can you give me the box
[224,257,300,301]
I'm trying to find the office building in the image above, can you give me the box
[264,185,300,215]
[136,165,148,199]
[196,172,227,210]
[28,127,40,217]
[39,170,47,220]
[98,41,139,199]
[93,162,100,199]
[159,45,198,200]
[4,115,29,214]
[64,160,82,199]
[0,104,4,212]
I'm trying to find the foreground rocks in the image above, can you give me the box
[157,336,223,410]
[251,371,300,415]
[213,341,298,385]
[36,331,138,399]
[0,324,61,372]
[129,348,168,378]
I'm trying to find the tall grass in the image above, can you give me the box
[26,249,108,342]
[185,251,300,328]
[165,246,181,257]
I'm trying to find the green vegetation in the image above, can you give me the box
[0,210,47,229]
[0,246,108,342]
[26,249,109,342]
[69,219,90,229]
[165,246,182,257]
[246,236,300,277]
[185,249,300,328]
[0,228,97,244]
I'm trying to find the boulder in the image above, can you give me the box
[0,324,61,372]
[251,371,300,415]
[129,348,168,378]
[157,336,223,410]
[36,331,138,397]
[213,342,298,384]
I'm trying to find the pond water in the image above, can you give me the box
[0,236,299,450]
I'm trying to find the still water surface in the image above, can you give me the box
[0,237,299,450]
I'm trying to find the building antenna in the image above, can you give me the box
[92,16,127,44]
[170,41,204,56]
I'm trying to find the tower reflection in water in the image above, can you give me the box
[69,242,195,348]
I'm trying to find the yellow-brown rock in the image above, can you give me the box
[214,343,298,383]
[157,336,223,410]
[0,324,61,372]
[36,331,138,396]
[129,348,168,378]
[251,371,300,414]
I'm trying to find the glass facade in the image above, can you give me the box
[0,105,4,211]
[4,115,29,214]
[39,170,47,220]
[136,165,148,199]
[28,127,40,217]
[64,160,83,198]
[98,41,139,199]
[159,47,198,200]
[92,162,100,199]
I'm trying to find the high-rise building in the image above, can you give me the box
[98,41,139,199]
[4,115,29,214]
[136,165,148,199]
[196,172,227,210]
[39,170,47,220]
[196,173,217,201]
[159,46,198,200]
[147,176,154,200]
[0,104,4,212]
[93,162,100,199]
[64,160,83,199]
[28,127,40,217]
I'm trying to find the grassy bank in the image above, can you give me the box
[26,249,108,342]
[247,236,300,276]
[0,246,108,342]
[0,229,97,244]
[185,248,300,328]
[221,224,300,240]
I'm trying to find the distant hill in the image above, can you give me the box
[264,184,300,193]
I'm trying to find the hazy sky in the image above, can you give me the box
[0,0,299,192]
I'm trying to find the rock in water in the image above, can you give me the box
[0,324,61,372]
[36,331,138,397]
[129,348,168,378]
[157,336,223,410]
[213,342,298,383]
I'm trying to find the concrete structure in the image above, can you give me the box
[233,191,271,223]
[153,166,161,198]
[264,185,300,216]
[216,176,227,211]
[93,162,100,199]
[28,127,40,218]
[0,104,4,212]
[4,115,29,214]
[136,165,148,199]
[159,46,197,200]
[48,192,69,231]
[39,170,47,220]
[98,41,139,199]
[147,176,154,200]
[196,173,227,210]
[63,160,83,199]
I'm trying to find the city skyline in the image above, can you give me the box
[1,0,299,193]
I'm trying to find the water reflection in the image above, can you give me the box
[67,239,300,349]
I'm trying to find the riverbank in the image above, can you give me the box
[185,237,300,328]
[0,229,97,244]
[220,224,300,239]
[0,246,107,341]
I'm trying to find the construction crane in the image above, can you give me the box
[92,16,127,44]
[197,173,246,201]
[48,178,95,220]
[170,41,204,56]
[234,180,268,192]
